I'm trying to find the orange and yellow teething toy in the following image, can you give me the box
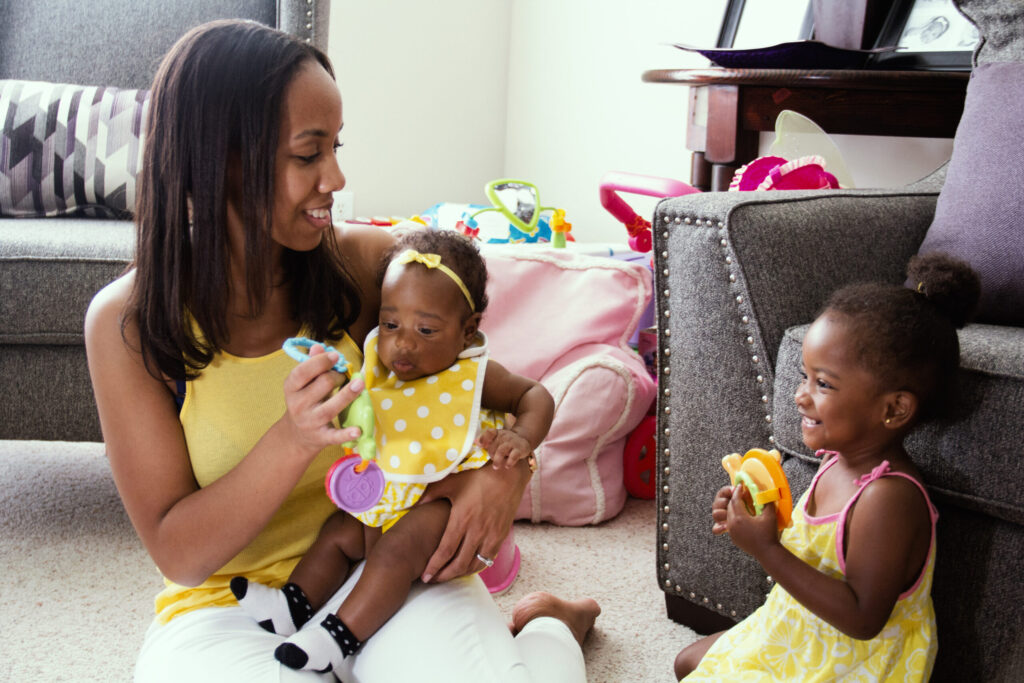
[722,448,793,530]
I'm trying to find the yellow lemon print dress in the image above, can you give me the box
[353,327,501,530]
[686,455,938,682]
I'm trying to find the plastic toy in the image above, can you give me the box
[622,415,657,499]
[458,179,573,247]
[282,337,384,514]
[478,527,522,595]
[599,171,699,252]
[722,448,793,530]
[729,155,839,192]
[600,110,854,253]
[282,336,350,374]
[767,110,854,189]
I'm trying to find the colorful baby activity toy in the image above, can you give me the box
[457,178,573,246]
[722,447,793,530]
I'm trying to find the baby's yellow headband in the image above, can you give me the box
[393,249,475,311]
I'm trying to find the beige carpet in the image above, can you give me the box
[0,441,697,682]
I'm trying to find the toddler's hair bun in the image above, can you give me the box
[907,252,980,329]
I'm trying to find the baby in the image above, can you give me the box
[232,229,554,673]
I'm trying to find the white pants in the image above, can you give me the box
[135,562,585,683]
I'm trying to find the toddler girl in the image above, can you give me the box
[676,252,980,681]
[232,229,557,673]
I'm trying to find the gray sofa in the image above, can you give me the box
[0,0,330,441]
[653,1,1024,680]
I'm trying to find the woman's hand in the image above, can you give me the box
[723,483,780,560]
[281,344,365,457]
[417,460,531,583]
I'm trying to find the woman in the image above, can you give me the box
[85,19,598,682]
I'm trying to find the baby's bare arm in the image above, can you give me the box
[479,362,554,469]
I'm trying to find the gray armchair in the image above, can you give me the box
[652,1,1024,680]
[0,0,330,441]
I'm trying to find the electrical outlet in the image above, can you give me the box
[333,190,354,223]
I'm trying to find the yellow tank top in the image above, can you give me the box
[153,331,361,623]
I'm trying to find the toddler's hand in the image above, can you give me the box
[478,428,532,469]
[711,485,733,535]
[725,483,779,558]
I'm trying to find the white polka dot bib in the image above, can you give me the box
[353,328,499,529]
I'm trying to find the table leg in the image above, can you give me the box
[711,164,739,192]
[690,152,711,192]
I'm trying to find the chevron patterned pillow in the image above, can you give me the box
[0,80,149,218]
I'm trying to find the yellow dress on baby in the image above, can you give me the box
[686,456,938,682]
[353,327,500,530]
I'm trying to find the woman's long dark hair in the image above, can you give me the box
[128,19,360,380]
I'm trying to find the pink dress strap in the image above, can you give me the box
[799,451,842,523]
[836,460,939,599]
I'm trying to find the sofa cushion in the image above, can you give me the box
[0,219,134,344]
[479,246,656,524]
[954,0,1024,65]
[773,323,1024,525]
[913,63,1024,326]
[0,80,149,218]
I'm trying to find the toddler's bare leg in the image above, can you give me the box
[674,630,725,679]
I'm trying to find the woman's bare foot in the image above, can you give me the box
[511,591,601,647]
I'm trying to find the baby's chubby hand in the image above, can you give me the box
[477,428,532,470]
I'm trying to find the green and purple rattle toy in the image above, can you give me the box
[283,337,385,513]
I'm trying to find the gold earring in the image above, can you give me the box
[885,418,892,425]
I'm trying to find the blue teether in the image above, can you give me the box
[282,337,349,374]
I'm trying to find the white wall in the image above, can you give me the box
[327,0,512,221]
[503,0,725,243]
[329,1,955,244]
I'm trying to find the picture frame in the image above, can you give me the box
[716,0,814,49]
[871,0,980,70]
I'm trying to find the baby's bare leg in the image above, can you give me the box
[231,511,364,634]
[231,510,365,637]
[275,500,451,672]
[339,499,451,640]
[289,510,367,609]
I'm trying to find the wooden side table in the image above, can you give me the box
[642,68,970,191]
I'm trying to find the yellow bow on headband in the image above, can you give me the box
[393,249,475,311]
